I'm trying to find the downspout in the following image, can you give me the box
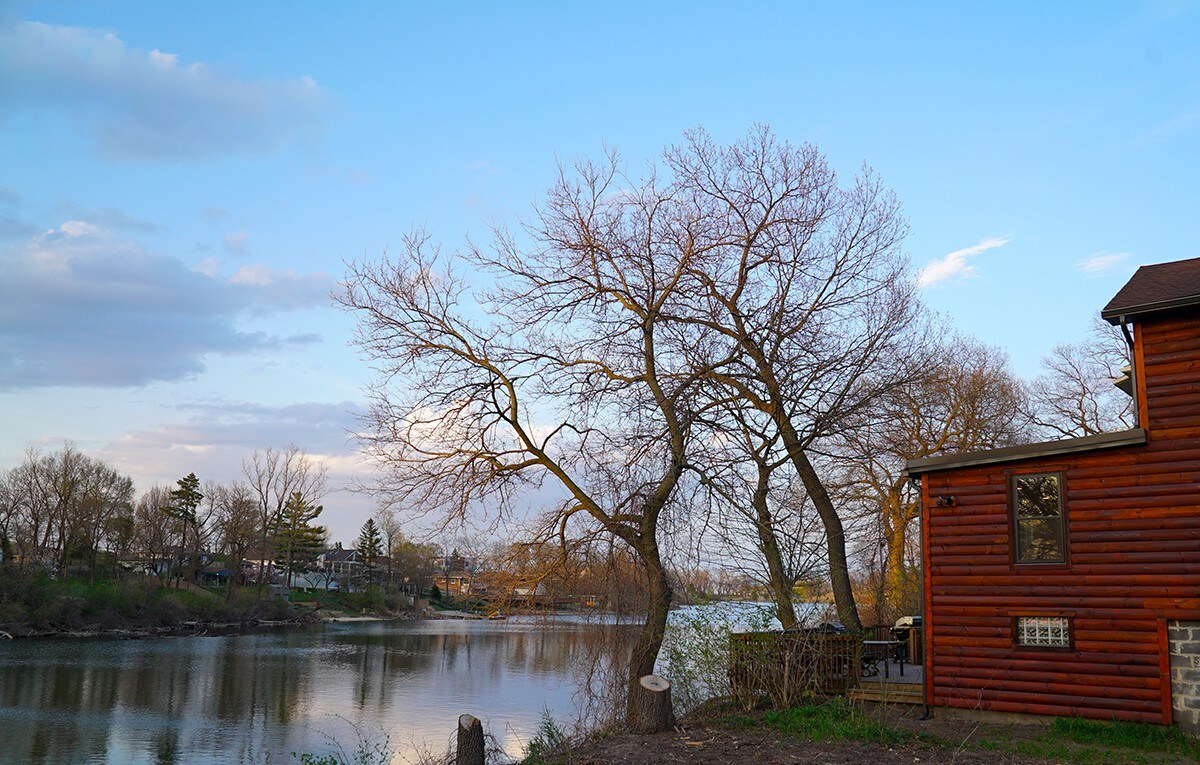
[1118,315,1139,428]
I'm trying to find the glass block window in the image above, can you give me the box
[1012,473,1065,563]
[1016,616,1070,647]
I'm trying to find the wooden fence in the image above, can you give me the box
[728,632,861,708]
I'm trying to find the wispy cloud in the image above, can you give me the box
[223,230,249,254]
[917,236,1011,287]
[0,19,332,161]
[0,222,331,389]
[1075,251,1130,276]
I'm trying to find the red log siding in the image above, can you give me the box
[923,314,1200,724]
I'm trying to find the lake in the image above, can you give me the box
[0,617,631,765]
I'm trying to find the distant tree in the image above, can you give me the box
[165,473,204,586]
[2,444,134,578]
[211,482,259,598]
[834,335,1027,622]
[1026,317,1135,438]
[429,582,442,601]
[272,492,326,588]
[357,518,384,587]
[373,507,403,583]
[242,446,327,591]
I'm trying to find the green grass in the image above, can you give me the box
[710,700,1200,765]
[970,716,1200,765]
[711,699,929,746]
[759,700,922,746]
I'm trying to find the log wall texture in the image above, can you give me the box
[923,314,1200,725]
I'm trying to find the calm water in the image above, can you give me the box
[0,617,627,765]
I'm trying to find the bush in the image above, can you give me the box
[660,601,776,715]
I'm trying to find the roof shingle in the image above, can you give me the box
[1102,256,1200,322]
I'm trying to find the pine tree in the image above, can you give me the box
[357,518,383,587]
[272,492,325,588]
[357,518,383,564]
[165,473,203,586]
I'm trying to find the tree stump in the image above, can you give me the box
[456,713,485,765]
[628,674,675,733]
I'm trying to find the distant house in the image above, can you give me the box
[434,554,474,595]
[906,257,1200,733]
[316,546,364,582]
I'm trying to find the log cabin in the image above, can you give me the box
[905,257,1200,733]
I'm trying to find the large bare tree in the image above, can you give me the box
[661,128,925,632]
[338,146,723,730]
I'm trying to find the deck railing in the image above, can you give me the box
[728,631,861,708]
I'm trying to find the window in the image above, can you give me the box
[1016,616,1070,648]
[1012,472,1065,563]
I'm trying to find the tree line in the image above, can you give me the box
[0,445,329,593]
[336,126,1134,731]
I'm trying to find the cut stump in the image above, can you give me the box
[628,674,675,733]
[456,713,484,765]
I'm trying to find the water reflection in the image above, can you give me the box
[0,618,628,765]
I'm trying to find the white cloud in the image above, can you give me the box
[0,223,331,389]
[1075,251,1130,276]
[58,220,101,237]
[918,236,1011,287]
[0,19,332,160]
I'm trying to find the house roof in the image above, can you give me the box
[321,548,361,562]
[1101,257,1200,323]
[904,428,1147,477]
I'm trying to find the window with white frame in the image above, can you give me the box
[1016,616,1070,647]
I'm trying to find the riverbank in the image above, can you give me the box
[0,569,414,639]
[534,701,1200,765]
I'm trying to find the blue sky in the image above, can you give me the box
[2,1,1198,543]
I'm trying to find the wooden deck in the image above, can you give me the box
[849,659,924,705]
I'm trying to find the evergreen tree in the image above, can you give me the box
[357,518,383,564]
[357,518,383,587]
[272,492,325,588]
[165,473,203,585]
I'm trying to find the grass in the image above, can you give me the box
[708,700,1200,765]
[749,699,925,746]
[0,567,297,632]
[970,716,1200,765]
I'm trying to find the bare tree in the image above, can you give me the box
[661,128,926,632]
[373,506,404,584]
[210,481,259,599]
[133,486,176,584]
[242,445,327,591]
[1026,317,1135,438]
[338,145,719,730]
[832,335,1026,622]
[691,405,826,630]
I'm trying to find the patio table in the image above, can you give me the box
[862,639,905,678]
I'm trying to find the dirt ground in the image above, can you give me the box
[560,706,1195,765]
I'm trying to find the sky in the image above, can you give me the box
[1,1,1198,544]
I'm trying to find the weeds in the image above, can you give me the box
[521,709,571,765]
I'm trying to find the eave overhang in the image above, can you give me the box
[904,428,1148,477]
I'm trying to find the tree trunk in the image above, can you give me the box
[752,464,798,630]
[625,540,676,733]
[629,675,673,734]
[455,714,485,765]
[783,441,862,633]
[882,492,915,620]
